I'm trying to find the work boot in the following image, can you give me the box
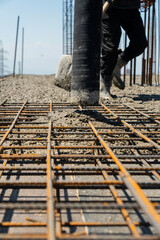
[112,54,128,90]
[100,75,114,100]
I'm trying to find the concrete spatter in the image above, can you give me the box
[71,89,99,105]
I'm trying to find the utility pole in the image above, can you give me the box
[0,41,4,78]
[13,16,20,77]
[1,48,4,78]
[21,27,24,76]
[18,61,21,75]
[0,48,4,78]
[0,41,2,78]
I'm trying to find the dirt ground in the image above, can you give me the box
[0,74,160,237]
[0,75,160,113]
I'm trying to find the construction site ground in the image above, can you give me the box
[0,75,160,112]
[0,75,160,239]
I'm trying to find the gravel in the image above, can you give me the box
[0,75,159,113]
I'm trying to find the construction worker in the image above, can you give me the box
[100,0,148,99]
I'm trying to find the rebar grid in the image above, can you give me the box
[0,101,160,240]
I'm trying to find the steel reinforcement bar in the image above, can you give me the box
[0,101,159,239]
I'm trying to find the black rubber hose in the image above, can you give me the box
[71,0,102,105]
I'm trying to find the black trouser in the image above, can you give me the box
[101,8,148,77]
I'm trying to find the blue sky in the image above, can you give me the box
[0,0,63,75]
[0,1,159,76]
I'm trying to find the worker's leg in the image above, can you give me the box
[100,8,121,98]
[120,9,148,62]
[101,8,121,77]
[112,53,127,90]
[112,9,147,90]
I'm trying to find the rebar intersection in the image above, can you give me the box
[0,101,160,239]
